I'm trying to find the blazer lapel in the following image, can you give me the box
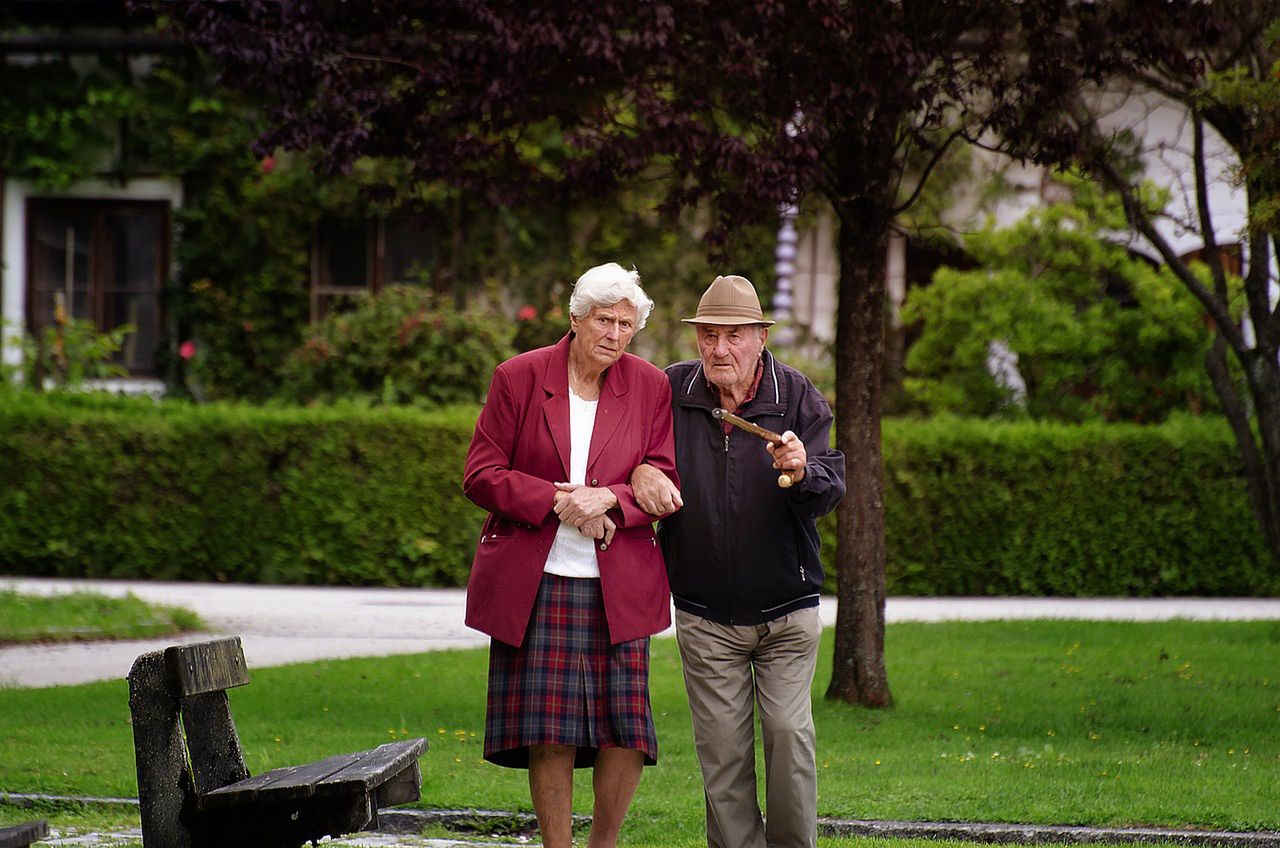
[587,357,629,473]
[542,335,573,480]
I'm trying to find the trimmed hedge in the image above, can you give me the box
[0,393,484,587]
[849,415,1274,596]
[0,394,1273,594]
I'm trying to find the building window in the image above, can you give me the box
[311,215,434,320]
[25,198,168,377]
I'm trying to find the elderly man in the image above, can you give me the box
[632,274,845,848]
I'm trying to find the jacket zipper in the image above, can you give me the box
[722,425,733,623]
[741,409,807,585]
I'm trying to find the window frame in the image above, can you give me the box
[24,196,170,377]
[310,214,433,322]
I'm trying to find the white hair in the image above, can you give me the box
[569,263,654,330]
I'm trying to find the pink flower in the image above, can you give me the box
[517,304,538,321]
[179,340,196,360]
[260,156,276,174]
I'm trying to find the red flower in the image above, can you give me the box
[260,156,276,174]
[179,340,197,360]
[517,304,538,321]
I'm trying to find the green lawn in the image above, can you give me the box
[1,620,1277,846]
[0,589,202,645]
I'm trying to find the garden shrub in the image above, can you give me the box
[818,415,1275,595]
[0,392,484,587]
[901,176,1222,423]
[278,286,514,407]
[0,393,1271,594]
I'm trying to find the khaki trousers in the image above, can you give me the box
[675,607,821,848]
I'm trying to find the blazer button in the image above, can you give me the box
[590,478,599,486]
[599,542,608,551]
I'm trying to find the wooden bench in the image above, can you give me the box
[127,637,427,848]
[0,820,48,848]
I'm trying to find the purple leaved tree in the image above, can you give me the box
[173,0,1184,705]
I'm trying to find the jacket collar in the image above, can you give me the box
[541,332,631,399]
[678,348,787,418]
[541,332,630,477]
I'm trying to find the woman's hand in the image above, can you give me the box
[576,514,617,546]
[553,483,619,527]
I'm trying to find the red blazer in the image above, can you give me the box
[463,334,679,647]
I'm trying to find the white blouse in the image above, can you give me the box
[543,390,601,578]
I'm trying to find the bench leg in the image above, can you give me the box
[373,762,422,809]
[128,651,197,848]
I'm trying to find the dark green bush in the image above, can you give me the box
[0,394,1271,594]
[0,393,484,586]
[818,415,1275,595]
[278,286,513,407]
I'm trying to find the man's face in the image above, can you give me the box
[570,301,639,369]
[696,323,767,393]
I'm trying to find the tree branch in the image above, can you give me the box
[890,127,965,216]
[1090,153,1248,356]
[337,50,429,74]
[1191,110,1230,302]
[1206,334,1279,549]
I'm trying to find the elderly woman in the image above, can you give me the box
[462,263,679,848]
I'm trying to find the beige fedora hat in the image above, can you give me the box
[682,274,775,326]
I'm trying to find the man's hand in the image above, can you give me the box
[576,514,617,547]
[766,430,807,484]
[553,483,619,527]
[631,463,683,517]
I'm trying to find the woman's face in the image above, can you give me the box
[570,300,639,370]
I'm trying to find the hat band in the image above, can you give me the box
[697,303,764,320]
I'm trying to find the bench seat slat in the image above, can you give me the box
[201,750,364,808]
[315,739,428,797]
[201,738,428,808]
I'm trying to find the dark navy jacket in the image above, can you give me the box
[658,350,846,625]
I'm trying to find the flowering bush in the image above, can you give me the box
[512,303,569,353]
[278,286,513,407]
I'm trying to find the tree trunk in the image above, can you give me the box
[1239,217,1280,565]
[1205,336,1280,558]
[825,195,892,707]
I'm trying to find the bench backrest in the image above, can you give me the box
[128,637,253,847]
[166,638,250,697]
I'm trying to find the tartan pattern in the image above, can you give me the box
[484,573,658,769]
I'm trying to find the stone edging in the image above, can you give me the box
[5,794,1280,847]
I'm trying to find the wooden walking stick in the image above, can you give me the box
[712,408,795,488]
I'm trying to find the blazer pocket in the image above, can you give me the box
[478,517,515,543]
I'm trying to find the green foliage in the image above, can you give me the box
[2,46,771,399]
[0,61,137,188]
[0,394,1269,595]
[512,303,570,352]
[902,177,1223,422]
[1201,38,1280,229]
[19,319,134,388]
[279,286,514,406]
[815,415,1274,597]
[0,392,485,587]
[137,63,322,400]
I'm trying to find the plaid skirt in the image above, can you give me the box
[484,573,658,769]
